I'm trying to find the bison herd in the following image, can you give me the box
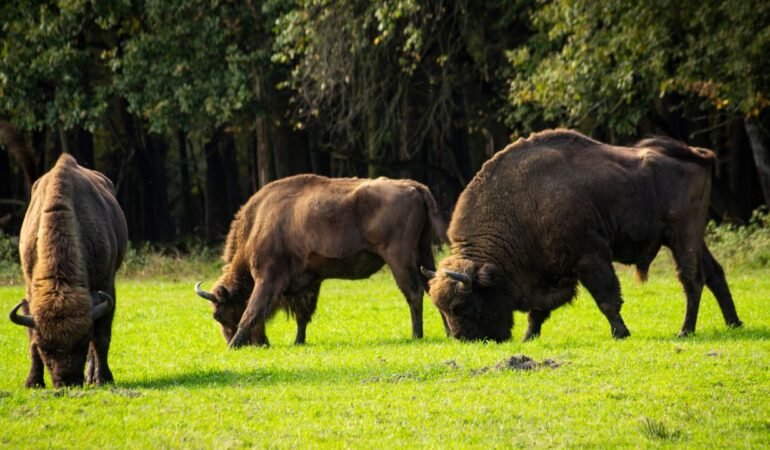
[8,129,743,388]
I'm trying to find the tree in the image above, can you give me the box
[508,0,770,219]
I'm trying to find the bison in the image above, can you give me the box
[195,174,447,348]
[9,154,128,387]
[423,129,742,342]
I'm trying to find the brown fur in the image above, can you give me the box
[428,129,741,342]
[201,174,448,347]
[16,154,128,387]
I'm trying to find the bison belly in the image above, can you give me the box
[308,251,385,280]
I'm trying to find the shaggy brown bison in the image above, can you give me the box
[195,174,447,348]
[9,154,128,387]
[423,129,742,342]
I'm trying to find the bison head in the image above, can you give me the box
[195,278,262,345]
[423,257,513,342]
[9,291,114,387]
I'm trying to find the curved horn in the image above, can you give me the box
[9,300,35,328]
[443,270,473,289]
[195,281,219,303]
[420,266,437,280]
[91,291,115,320]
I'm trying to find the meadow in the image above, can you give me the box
[0,234,768,448]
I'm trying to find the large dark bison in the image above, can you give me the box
[423,129,742,342]
[9,154,128,387]
[195,174,447,348]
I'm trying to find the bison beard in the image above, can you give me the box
[196,174,448,348]
[426,129,742,342]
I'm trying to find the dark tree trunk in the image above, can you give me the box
[59,125,95,169]
[204,129,242,241]
[744,118,770,207]
[254,76,276,188]
[143,134,175,241]
[177,129,194,235]
[307,127,330,176]
[0,121,38,189]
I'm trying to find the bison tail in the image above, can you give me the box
[415,184,448,243]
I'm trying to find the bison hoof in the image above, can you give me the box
[24,379,45,389]
[523,332,540,342]
[228,330,250,349]
[677,329,694,338]
[612,327,630,339]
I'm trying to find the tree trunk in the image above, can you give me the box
[177,129,194,235]
[744,118,770,207]
[0,121,38,189]
[144,134,174,241]
[59,125,95,169]
[203,129,242,241]
[254,75,275,188]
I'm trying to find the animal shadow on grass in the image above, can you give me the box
[119,366,378,389]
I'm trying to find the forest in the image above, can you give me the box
[1,0,769,243]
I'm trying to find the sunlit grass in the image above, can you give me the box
[0,262,768,448]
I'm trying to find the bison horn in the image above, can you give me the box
[443,270,473,289]
[420,266,437,280]
[9,300,35,328]
[195,281,219,303]
[91,291,115,320]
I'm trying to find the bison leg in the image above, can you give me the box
[22,301,45,388]
[25,340,45,388]
[230,277,283,349]
[702,244,742,328]
[293,283,320,345]
[671,240,707,337]
[87,300,115,385]
[576,254,630,339]
[387,263,425,339]
[524,309,552,341]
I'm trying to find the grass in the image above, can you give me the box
[0,261,768,448]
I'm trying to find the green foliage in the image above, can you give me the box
[706,209,770,270]
[0,1,116,130]
[508,0,770,135]
[0,269,768,447]
[0,230,20,285]
[110,0,270,135]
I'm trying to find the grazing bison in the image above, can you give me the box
[423,129,742,342]
[195,174,447,348]
[9,154,128,387]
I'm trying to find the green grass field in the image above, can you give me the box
[0,261,768,448]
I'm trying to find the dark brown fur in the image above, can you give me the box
[428,129,742,342]
[200,174,448,347]
[16,154,128,387]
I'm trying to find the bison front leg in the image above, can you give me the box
[25,340,45,388]
[524,309,552,341]
[87,297,115,385]
[576,253,631,339]
[702,244,742,329]
[230,277,282,349]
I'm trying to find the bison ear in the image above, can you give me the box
[476,263,500,287]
